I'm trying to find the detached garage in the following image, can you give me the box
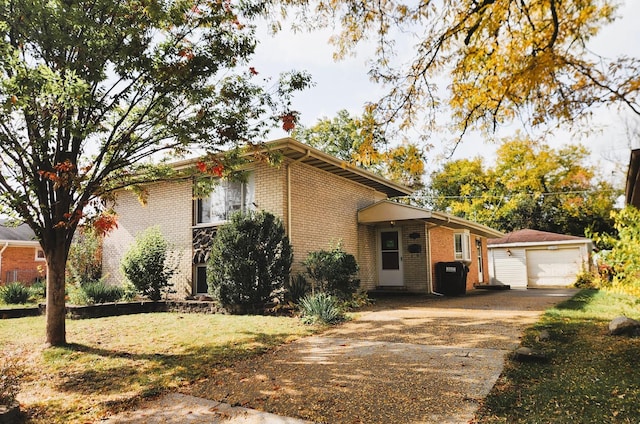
[487,229,593,288]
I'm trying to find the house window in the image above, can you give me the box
[35,248,46,261]
[194,265,208,295]
[196,174,255,225]
[454,231,471,262]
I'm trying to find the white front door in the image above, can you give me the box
[379,228,404,286]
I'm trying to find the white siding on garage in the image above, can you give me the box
[526,248,582,287]
[489,247,528,288]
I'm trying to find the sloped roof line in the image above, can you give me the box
[0,220,38,243]
[171,137,414,198]
[358,200,504,238]
[488,228,590,245]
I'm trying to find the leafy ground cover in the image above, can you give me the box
[0,313,315,423]
[474,289,640,423]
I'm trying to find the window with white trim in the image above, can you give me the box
[196,174,255,225]
[454,231,471,262]
[35,248,46,261]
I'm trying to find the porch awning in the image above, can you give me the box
[357,200,503,238]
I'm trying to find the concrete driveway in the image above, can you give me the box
[103,288,577,424]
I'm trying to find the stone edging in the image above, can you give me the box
[0,300,228,320]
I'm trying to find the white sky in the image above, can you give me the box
[251,1,640,189]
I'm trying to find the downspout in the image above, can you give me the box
[287,149,311,238]
[0,241,9,283]
[426,226,443,296]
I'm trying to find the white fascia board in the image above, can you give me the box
[488,240,593,249]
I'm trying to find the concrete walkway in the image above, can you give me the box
[103,288,577,423]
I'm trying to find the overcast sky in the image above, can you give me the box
[251,1,640,188]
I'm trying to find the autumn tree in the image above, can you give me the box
[0,0,310,346]
[423,136,619,237]
[293,110,425,187]
[271,0,640,143]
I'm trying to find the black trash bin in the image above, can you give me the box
[434,261,468,296]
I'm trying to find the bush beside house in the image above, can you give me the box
[121,226,176,301]
[207,211,292,309]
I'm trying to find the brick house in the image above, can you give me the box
[0,221,46,285]
[102,137,502,297]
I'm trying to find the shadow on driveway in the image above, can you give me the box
[105,288,578,424]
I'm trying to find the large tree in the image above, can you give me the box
[293,110,425,188]
[424,135,619,237]
[272,0,640,143]
[0,0,310,346]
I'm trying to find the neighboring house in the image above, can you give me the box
[0,220,46,285]
[487,229,593,288]
[626,148,640,207]
[102,137,502,297]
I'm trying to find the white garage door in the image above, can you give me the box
[526,248,581,287]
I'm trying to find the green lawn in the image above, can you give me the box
[0,312,316,423]
[0,302,39,309]
[474,289,640,423]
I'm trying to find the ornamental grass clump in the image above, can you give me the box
[0,282,30,304]
[299,292,346,325]
[80,281,124,304]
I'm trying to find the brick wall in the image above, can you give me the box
[254,162,287,219]
[427,226,490,292]
[1,245,46,284]
[288,160,382,284]
[357,224,378,290]
[102,179,193,297]
[401,223,428,292]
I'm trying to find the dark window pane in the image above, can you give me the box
[196,266,208,294]
[382,252,400,270]
[381,231,398,251]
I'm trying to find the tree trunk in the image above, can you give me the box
[45,243,68,346]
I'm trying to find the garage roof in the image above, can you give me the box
[488,229,591,247]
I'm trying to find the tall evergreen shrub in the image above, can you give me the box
[207,211,292,306]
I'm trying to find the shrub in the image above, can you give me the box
[589,206,640,297]
[0,354,21,406]
[0,282,30,304]
[207,211,292,307]
[303,244,360,299]
[299,292,345,325]
[29,280,46,301]
[81,281,124,304]
[574,269,597,289]
[341,290,372,310]
[67,226,102,286]
[121,226,176,301]
[285,273,310,303]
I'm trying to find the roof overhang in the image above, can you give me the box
[626,149,640,207]
[0,240,40,247]
[488,239,593,249]
[171,137,414,199]
[357,200,504,238]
